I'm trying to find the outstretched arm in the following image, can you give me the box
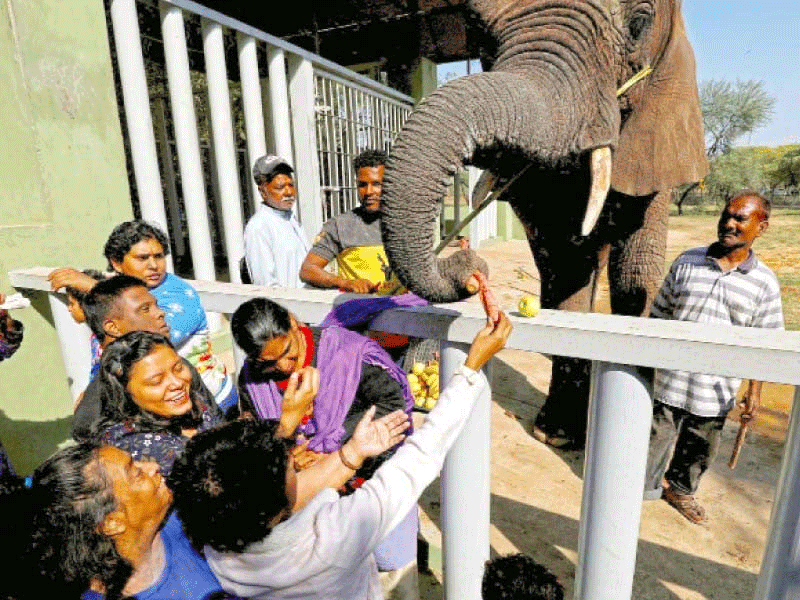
[292,407,409,511]
[300,252,377,293]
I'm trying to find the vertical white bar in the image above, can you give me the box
[467,167,481,247]
[48,295,92,403]
[754,385,800,600]
[287,55,323,242]
[153,97,186,258]
[159,3,216,282]
[266,46,294,163]
[237,33,268,211]
[108,0,169,232]
[202,18,245,283]
[575,362,652,600]
[440,341,492,600]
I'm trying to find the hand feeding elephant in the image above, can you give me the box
[380,0,708,448]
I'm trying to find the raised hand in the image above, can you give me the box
[341,406,410,467]
[464,311,512,372]
[276,366,320,438]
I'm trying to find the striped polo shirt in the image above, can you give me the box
[651,246,784,417]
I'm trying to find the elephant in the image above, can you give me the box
[380,0,708,448]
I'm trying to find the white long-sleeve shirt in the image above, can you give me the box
[206,365,487,600]
[244,203,310,288]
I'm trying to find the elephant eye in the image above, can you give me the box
[628,11,652,41]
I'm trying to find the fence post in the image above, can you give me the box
[440,341,492,600]
[753,385,800,600]
[202,18,245,283]
[160,2,216,283]
[108,0,171,253]
[236,33,268,211]
[575,361,652,600]
[287,55,323,242]
[266,46,294,165]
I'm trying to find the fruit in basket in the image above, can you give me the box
[408,359,440,409]
[518,294,541,317]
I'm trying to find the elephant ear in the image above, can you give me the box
[612,9,709,196]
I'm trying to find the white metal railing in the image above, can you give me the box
[108,0,414,283]
[9,267,800,600]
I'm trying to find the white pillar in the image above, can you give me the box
[202,18,245,284]
[266,46,294,164]
[287,55,323,242]
[153,97,186,258]
[159,2,216,282]
[108,0,168,232]
[48,295,92,403]
[575,362,652,600]
[440,341,492,600]
[237,33,268,211]
[754,385,800,600]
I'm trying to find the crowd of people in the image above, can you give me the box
[0,144,781,599]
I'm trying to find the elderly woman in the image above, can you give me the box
[0,406,407,600]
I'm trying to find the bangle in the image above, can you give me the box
[338,446,360,471]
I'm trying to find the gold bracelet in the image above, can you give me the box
[338,446,360,471]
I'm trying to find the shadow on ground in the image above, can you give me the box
[419,491,758,600]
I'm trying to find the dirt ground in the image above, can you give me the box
[414,225,794,599]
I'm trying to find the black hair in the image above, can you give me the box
[82,274,149,340]
[0,444,132,600]
[65,269,106,303]
[727,189,771,220]
[254,164,294,186]
[168,419,291,553]
[103,220,171,272]
[482,554,564,600]
[230,297,292,359]
[93,331,206,438]
[353,149,387,172]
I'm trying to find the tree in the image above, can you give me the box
[675,80,775,214]
[702,79,775,157]
[769,145,800,191]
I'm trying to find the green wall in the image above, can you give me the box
[0,0,131,473]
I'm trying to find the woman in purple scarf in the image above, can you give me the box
[231,294,427,598]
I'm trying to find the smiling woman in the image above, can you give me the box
[92,331,225,475]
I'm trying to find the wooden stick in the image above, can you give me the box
[728,421,749,469]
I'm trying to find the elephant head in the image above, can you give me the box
[381,0,708,303]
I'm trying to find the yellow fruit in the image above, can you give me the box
[407,373,419,385]
[412,362,425,376]
[424,397,437,410]
[414,396,425,408]
[518,294,541,317]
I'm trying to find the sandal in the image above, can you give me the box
[663,486,707,524]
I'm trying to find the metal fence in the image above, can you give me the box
[107,0,414,283]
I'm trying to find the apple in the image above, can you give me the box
[518,295,540,317]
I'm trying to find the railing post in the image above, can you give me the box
[266,46,294,165]
[287,55,323,242]
[202,18,246,283]
[753,385,800,600]
[440,341,492,600]
[160,2,216,283]
[47,295,92,403]
[108,0,171,248]
[576,361,653,600]
[236,33,268,211]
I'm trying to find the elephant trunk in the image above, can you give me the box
[382,70,618,302]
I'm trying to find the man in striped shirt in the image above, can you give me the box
[643,190,783,523]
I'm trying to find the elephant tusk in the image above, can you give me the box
[581,146,612,236]
[470,170,499,208]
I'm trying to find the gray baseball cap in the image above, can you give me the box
[252,154,293,181]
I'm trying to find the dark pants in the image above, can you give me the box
[645,401,727,496]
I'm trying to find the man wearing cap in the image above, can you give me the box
[244,155,310,288]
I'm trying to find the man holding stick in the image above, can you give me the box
[643,190,783,523]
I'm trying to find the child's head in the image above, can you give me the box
[482,554,564,600]
[66,269,105,324]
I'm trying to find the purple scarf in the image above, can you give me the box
[243,324,418,452]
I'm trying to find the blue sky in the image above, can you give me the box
[437,1,800,148]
